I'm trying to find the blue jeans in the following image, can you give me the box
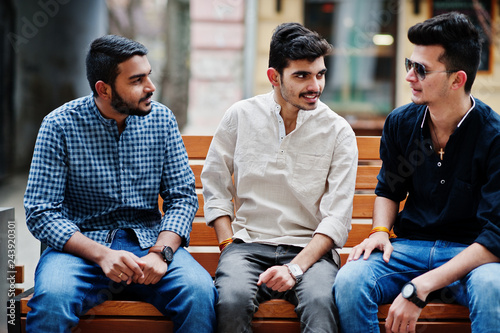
[334,238,500,333]
[27,229,217,333]
[215,240,339,333]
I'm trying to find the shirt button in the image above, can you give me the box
[437,162,442,167]
[440,180,445,185]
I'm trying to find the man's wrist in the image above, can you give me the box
[369,226,396,238]
[148,245,174,263]
[285,263,303,282]
[401,281,428,308]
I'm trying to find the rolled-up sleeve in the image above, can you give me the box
[201,110,237,226]
[159,116,199,246]
[24,117,80,251]
[314,128,358,248]
[475,136,500,258]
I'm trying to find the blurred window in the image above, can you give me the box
[305,0,398,116]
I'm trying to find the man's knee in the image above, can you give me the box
[335,260,371,292]
[468,263,500,304]
[217,284,256,311]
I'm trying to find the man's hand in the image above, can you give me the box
[347,232,393,263]
[97,249,146,285]
[385,294,423,333]
[257,265,296,292]
[134,252,169,285]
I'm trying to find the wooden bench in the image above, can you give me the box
[11,135,471,333]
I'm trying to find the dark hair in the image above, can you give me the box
[86,35,148,95]
[269,22,333,75]
[408,12,482,93]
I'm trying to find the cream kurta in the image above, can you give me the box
[201,91,358,262]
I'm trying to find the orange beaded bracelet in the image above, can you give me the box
[219,237,233,251]
[369,226,397,238]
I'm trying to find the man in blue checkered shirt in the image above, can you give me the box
[24,35,217,332]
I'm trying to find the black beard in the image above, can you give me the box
[111,91,153,116]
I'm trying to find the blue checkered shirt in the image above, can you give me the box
[24,95,198,251]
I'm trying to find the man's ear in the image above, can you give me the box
[95,81,112,100]
[451,71,467,91]
[267,68,280,87]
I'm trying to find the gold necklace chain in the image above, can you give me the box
[430,120,445,161]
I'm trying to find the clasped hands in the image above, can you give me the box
[99,249,168,285]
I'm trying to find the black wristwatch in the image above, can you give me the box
[148,245,174,264]
[401,282,427,308]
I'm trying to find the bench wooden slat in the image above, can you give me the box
[356,136,381,160]
[192,164,203,188]
[196,194,204,217]
[378,303,470,320]
[190,222,373,248]
[190,252,219,277]
[255,299,297,318]
[194,193,381,219]
[344,224,371,246]
[355,165,380,189]
[75,318,173,332]
[15,265,24,284]
[189,222,218,246]
[352,194,375,218]
[183,136,212,159]
[250,321,300,333]
[20,294,468,321]
[182,135,381,161]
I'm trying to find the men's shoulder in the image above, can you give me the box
[43,95,93,123]
[149,100,174,117]
[475,99,500,127]
[220,92,273,124]
[231,92,272,110]
[388,102,423,119]
[383,103,424,131]
[316,101,355,131]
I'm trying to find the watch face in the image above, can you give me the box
[402,283,414,298]
[286,263,303,278]
[161,246,174,262]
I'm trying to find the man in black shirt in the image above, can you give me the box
[335,12,500,333]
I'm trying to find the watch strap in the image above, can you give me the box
[148,245,164,254]
[148,245,173,263]
[409,295,428,308]
[403,282,428,308]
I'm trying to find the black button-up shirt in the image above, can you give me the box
[376,97,500,258]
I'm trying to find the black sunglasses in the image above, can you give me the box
[405,58,458,81]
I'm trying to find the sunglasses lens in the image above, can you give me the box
[414,62,425,80]
[405,59,425,80]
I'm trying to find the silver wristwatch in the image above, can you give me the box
[285,263,303,282]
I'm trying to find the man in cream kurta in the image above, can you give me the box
[201,22,358,333]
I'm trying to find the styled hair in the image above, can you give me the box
[408,12,482,93]
[86,35,148,95]
[269,22,333,75]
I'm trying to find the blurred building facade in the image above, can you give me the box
[185,0,500,136]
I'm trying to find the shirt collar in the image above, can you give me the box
[88,94,117,127]
[420,95,476,129]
